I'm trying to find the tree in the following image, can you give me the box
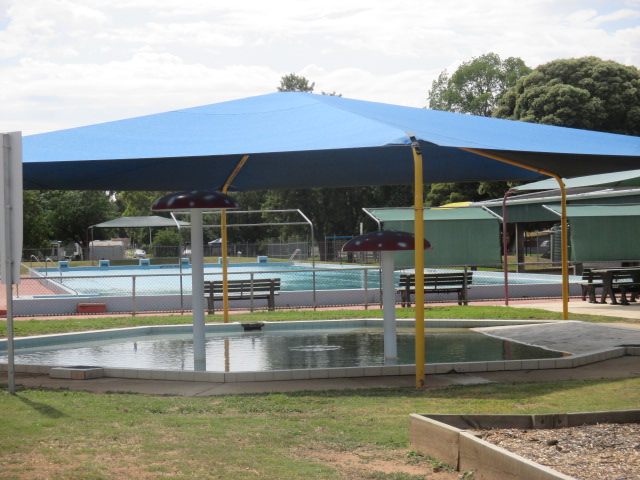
[428,52,531,117]
[40,190,118,243]
[261,187,380,259]
[424,183,480,207]
[118,191,165,217]
[22,191,51,248]
[494,56,640,136]
[426,53,532,204]
[277,73,315,93]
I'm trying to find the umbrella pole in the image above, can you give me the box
[381,250,397,362]
[410,136,426,388]
[190,209,206,371]
[460,148,569,320]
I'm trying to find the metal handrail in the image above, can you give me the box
[288,249,301,261]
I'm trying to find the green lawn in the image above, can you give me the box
[1,379,638,479]
[1,307,638,478]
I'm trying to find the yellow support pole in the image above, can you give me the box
[410,136,426,388]
[460,148,569,320]
[220,155,249,323]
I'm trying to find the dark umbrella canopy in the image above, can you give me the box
[152,190,240,211]
[22,92,640,191]
[342,230,432,252]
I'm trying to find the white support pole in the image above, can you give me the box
[380,250,397,362]
[1,132,22,395]
[190,210,206,371]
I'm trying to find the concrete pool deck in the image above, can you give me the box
[9,354,640,396]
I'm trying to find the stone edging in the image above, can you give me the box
[409,410,640,480]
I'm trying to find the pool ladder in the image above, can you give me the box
[26,255,80,296]
[289,249,301,261]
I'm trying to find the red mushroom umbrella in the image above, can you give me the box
[152,190,239,211]
[152,189,239,371]
[342,230,431,252]
[343,230,432,362]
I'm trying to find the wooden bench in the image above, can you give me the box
[398,272,473,307]
[204,278,280,314]
[580,268,604,302]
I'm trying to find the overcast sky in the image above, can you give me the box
[1,0,639,135]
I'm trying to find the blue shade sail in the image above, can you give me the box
[23,92,640,191]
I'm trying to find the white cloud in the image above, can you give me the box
[0,0,638,134]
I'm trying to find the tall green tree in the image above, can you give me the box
[118,191,166,217]
[428,52,531,117]
[22,191,51,248]
[277,73,315,93]
[427,53,532,204]
[40,190,118,243]
[494,56,640,136]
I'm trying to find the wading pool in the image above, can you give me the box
[1,320,564,374]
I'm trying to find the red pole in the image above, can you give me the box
[502,189,516,305]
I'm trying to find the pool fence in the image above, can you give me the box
[3,261,593,317]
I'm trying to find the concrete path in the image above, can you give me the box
[510,298,640,321]
[476,321,640,354]
[11,355,639,396]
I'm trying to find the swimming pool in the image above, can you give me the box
[16,261,582,316]
[34,262,379,296]
[32,262,579,297]
[1,320,563,372]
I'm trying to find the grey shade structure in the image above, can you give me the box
[88,216,191,254]
[90,216,190,228]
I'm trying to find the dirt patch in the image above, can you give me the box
[295,444,461,479]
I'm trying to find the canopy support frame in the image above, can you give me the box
[461,148,569,320]
[409,134,426,388]
[221,155,249,323]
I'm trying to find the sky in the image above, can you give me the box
[0,0,639,135]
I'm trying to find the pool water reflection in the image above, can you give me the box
[4,327,562,372]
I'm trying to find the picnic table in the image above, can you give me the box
[589,267,640,305]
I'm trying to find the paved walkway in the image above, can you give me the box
[509,298,640,322]
[11,355,639,396]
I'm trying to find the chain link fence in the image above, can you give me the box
[4,257,602,317]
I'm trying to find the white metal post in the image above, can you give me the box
[380,250,397,362]
[190,210,206,371]
[1,132,22,395]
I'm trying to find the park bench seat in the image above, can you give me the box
[580,268,604,302]
[204,278,280,314]
[398,271,473,307]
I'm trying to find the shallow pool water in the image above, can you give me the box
[2,327,562,372]
[33,262,579,297]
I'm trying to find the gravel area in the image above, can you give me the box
[471,423,640,480]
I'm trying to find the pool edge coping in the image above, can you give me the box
[2,319,639,383]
